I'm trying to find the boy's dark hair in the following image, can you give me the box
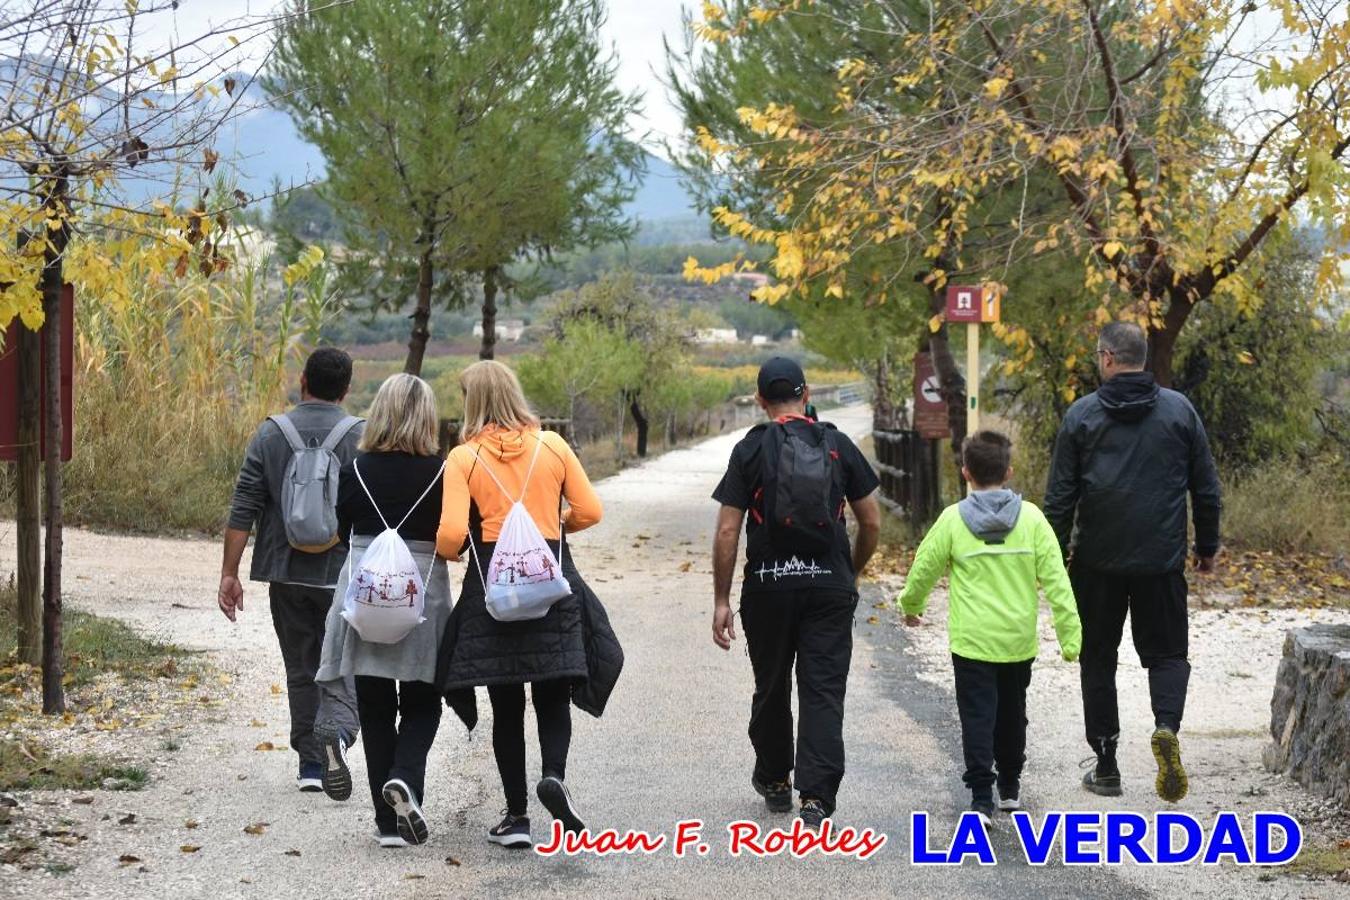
[962,430,1012,486]
[303,347,353,402]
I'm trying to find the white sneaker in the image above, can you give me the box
[376,831,409,849]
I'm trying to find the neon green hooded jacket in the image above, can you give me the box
[896,492,1081,663]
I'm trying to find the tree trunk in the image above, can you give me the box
[871,351,903,431]
[15,321,41,666]
[629,395,649,458]
[479,266,499,361]
[925,294,967,464]
[40,175,68,715]
[1147,292,1194,388]
[614,393,626,461]
[405,239,434,376]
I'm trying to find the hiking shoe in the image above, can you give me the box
[996,782,1021,812]
[321,732,353,802]
[537,776,585,834]
[751,775,793,813]
[382,778,429,846]
[487,811,532,849]
[798,798,827,830]
[297,761,323,793]
[1081,766,1123,796]
[1151,727,1189,802]
[376,830,409,849]
[969,799,995,830]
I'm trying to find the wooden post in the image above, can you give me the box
[15,322,41,666]
[966,320,980,435]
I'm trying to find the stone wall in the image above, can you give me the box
[1265,624,1350,809]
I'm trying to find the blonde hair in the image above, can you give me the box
[459,360,539,441]
[360,373,439,456]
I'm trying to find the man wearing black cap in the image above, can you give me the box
[710,357,882,828]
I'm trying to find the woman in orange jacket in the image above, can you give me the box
[436,360,602,850]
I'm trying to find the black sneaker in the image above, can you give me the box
[321,732,352,802]
[751,775,793,813]
[536,776,585,834]
[798,798,827,830]
[487,811,532,849]
[1151,727,1188,802]
[969,798,995,830]
[1080,761,1123,796]
[997,781,1021,812]
[382,778,429,846]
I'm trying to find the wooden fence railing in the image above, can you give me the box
[872,429,941,526]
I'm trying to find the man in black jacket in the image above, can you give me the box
[1044,322,1221,804]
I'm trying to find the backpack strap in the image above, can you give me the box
[268,414,306,452]
[468,432,545,505]
[321,415,363,452]
[393,461,446,532]
[352,459,391,532]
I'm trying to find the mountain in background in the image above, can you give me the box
[197,77,702,229]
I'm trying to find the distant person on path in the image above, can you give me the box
[435,361,619,850]
[711,357,882,829]
[218,347,363,793]
[896,431,1081,827]
[316,374,449,848]
[1044,322,1221,803]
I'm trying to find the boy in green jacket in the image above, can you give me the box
[896,431,1081,826]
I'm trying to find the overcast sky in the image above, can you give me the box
[134,0,695,149]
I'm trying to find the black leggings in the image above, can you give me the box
[487,679,572,816]
[354,677,442,835]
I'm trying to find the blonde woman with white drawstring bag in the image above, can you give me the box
[315,373,451,850]
[434,360,621,852]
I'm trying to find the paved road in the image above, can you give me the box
[0,406,1328,898]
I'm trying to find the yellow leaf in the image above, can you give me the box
[180,845,201,853]
[227,35,240,47]
[254,741,275,751]
[1102,240,1124,259]
[1236,350,1255,365]
[243,822,268,835]
[984,77,1009,99]
[928,314,943,333]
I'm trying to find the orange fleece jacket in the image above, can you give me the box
[436,427,602,560]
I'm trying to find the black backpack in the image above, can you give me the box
[756,419,841,551]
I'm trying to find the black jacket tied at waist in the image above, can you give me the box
[436,538,623,730]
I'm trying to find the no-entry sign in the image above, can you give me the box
[913,352,950,439]
[945,284,1000,323]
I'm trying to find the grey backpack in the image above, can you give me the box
[269,413,363,553]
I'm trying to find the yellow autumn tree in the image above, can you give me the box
[686,0,1350,391]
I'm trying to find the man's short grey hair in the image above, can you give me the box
[1098,322,1148,368]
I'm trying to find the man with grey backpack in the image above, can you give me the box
[219,347,364,796]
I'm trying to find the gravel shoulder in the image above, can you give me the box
[1,405,1346,898]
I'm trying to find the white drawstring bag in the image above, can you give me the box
[468,435,572,622]
[340,459,445,644]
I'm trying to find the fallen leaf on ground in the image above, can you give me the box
[254,741,275,751]
[243,822,268,835]
[269,684,282,695]
[283,849,301,857]
[184,820,200,829]
[678,561,693,573]
[118,814,137,826]
[405,873,425,879]
[72,796,94,805]
[180,845,201,853]
[118,854,141,865]
[866,616,880,624]
[445,856,461,866]
[248,719,266,728]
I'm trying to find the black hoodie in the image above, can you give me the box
[1043,371,1221,574]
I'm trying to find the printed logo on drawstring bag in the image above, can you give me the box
[468,436,572,622]
[340,459,445,644]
